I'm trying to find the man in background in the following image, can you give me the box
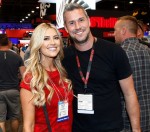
[0,34,25,132]
[137,20,150,48]
[114,15,150,132]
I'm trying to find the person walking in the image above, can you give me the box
[0,34,25,132]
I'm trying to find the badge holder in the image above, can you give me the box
[57,100,69,122]
[77,94,94,114]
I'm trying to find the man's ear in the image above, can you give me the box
[64,25,68,33]
[88,17,91,26]
[121,28,126,35]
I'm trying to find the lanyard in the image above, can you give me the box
[75,39,95,89]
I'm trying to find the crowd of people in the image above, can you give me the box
[0,2,150,132]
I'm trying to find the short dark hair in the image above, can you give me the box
[118,15,138,34]
[63,3,89,24]
[0,34,9,46]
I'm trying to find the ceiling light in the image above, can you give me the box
[129,0,133,4]
[28,14,31,16]
[114,5,118,9]
[31,10,35,13]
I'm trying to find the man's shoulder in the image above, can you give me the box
[96,38,123,53]
[8,50,23,61]
[97,38,115,44]
[63,45,75,57]
[96,38,120,48]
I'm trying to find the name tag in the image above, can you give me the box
[57,100,69,122]
[77,94,94,114]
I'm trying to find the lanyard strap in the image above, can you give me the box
[75,39,95,89]
[43,104,52,132]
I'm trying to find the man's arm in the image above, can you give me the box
[119,75,141,132]
[19,66,26,78]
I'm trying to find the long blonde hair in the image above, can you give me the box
[23,23,72,107]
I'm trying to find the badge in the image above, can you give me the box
[57,100,69,122]
[77,94,94,114]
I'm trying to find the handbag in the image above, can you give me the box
[43,104,52,132]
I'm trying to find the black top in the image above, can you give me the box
[0,50,24,90]
[63,38,132,131]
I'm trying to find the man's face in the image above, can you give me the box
[64,9,91,45]
[114,20,123,44]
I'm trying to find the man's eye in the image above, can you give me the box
[79,18,84,22]
[69,22,74,25]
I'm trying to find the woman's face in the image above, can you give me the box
[40,28,61,60]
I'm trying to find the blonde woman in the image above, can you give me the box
[20,23,73,132]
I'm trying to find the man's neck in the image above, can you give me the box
[0,46,10,51]
[74,34,95,51]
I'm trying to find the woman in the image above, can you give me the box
[20,23,73,132]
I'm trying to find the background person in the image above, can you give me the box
[114,15,150,132]
[20,23,73,132]
[137,20,150,48]
[0,34,25,132]
[62,3,141,132]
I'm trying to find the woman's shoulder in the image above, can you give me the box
[20,73,32,91]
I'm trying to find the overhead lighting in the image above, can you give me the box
[96,0,102,2]
[114,5,118,9]
[129,0,133,4]
[31,10,35,13]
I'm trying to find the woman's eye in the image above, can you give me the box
[44,37,49,40]
[54,36,59,40]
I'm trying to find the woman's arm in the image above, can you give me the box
[20,88,35,132]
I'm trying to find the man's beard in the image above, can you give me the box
[72,31,90,45]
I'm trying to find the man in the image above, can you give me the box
[137,20,150,48]
[114,15,150,132]
[0,34,25,132]
[62,3,141,132]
